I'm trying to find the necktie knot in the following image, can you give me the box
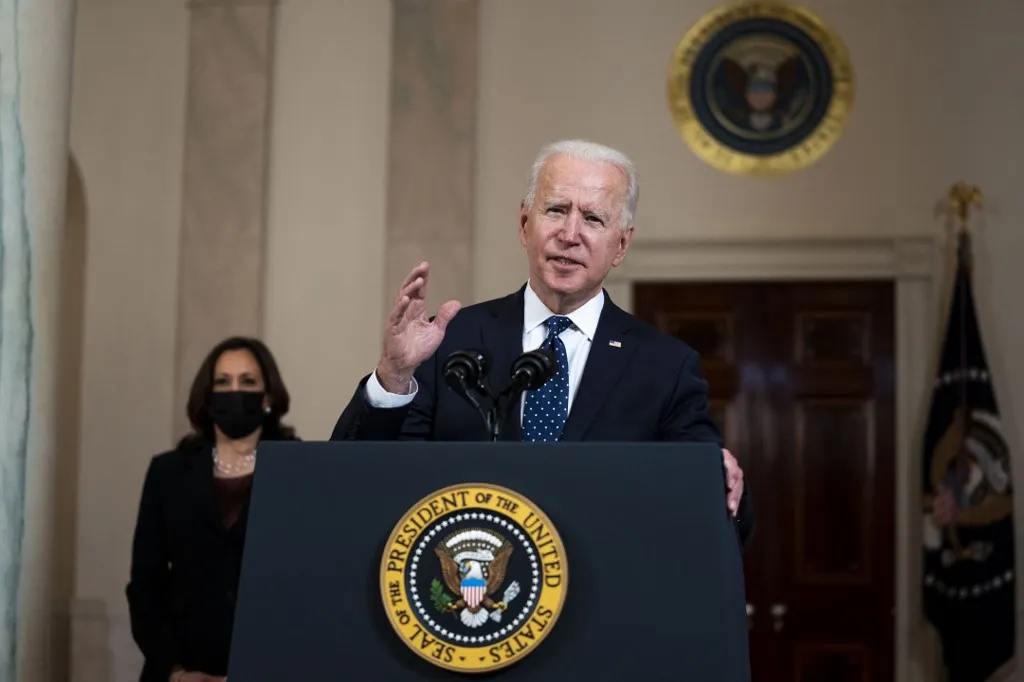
[545,315,573,337]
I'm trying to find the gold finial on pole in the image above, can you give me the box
[947,181,983,234]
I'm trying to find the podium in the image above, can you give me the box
[228,441,751,680]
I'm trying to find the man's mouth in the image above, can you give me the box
[549,256,582,267]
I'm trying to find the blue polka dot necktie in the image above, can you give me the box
[522,315,573,442]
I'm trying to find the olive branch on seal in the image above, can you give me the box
[429,579,453,613]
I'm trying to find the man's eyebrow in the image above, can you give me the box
[581,205,611,220]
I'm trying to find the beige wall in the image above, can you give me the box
[262,0,392,441]
[69,0,188,676]
[64,0,1022,679]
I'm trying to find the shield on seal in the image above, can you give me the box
[460,576,486,608]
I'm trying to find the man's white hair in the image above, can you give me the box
[522,139,639,231]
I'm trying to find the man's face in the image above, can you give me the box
[519,154,633,313]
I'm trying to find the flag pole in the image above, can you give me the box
[944,181,982,557]
[945,181,982,397]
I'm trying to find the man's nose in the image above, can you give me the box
[559,212,582,242]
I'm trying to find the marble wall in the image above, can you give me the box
[0,0,76,679]
[173,0,276,438]
[385,0,478,314]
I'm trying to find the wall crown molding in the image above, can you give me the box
[609,235,939,282]
[186,0,277,10]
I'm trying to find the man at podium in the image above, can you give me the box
[331,139,752,544]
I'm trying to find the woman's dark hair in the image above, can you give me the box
[177,336,298,448]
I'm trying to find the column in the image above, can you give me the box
[0,0,76,679]
[173,0,276,437]
[386,0,478,314]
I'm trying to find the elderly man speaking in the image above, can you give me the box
[331,139,752,544]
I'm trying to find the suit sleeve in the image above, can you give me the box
[659,349,755,548]
[125,457,181,679]
[330,350,438,441]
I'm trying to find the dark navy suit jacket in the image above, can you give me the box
[331,286,753,544]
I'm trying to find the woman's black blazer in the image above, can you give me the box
[125,439,285,680]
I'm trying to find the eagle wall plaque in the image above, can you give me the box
[666,1,854,175]
[380,483,568,674]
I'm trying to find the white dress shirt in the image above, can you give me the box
[364,282,605,420]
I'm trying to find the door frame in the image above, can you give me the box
[606,235,942,682]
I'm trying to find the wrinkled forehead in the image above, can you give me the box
[536,155,628,208]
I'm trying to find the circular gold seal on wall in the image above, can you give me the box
[667,1,854,175]
[380,483,568,674]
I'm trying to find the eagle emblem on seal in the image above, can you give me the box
[433,528,521,628]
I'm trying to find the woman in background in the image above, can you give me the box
[127,337,299,682]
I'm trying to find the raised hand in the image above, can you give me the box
[376,262,461,393]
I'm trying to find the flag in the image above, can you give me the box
[922,231,1015,681]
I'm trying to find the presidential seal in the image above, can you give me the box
[667,1,853,174]
[380,484,568,674]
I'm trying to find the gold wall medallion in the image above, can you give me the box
[380,483,567,674]
[667,1,854,175]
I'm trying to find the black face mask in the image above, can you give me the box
[208,391,267,440]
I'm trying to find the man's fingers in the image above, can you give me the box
[389,295,412,328]
[721,448,742,516]
[395,262,430,306]
[727,481,742,515]
[433,300,462,332]
[398,261,429,293]
[729,468,743,488]
[399,276,427,303]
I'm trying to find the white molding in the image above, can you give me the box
[607,235,938,285]
[607,234,942,682]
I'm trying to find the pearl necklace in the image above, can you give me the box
[213,448,256,476]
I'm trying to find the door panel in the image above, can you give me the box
[632,281,895,682]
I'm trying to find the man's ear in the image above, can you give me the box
[519,202,530,245]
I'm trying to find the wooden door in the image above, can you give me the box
[633,281,895,682]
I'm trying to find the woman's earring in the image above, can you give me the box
[264,405,271,414]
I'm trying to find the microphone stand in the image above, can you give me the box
[450,375,496,441]
[459,377,529,442]
[485,403,501,443]
[487,372,534,442]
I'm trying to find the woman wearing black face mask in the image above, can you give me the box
[126,337,299,682]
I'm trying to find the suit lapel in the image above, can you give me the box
[560,295,638,441]
[481,287,525,441]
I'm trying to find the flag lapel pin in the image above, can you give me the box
[608,340,622,348]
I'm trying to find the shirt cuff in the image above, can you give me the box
[364,370,418,408]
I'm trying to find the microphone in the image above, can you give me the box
[442,349,490,395]
[508,348,557,393]
[442,349,493,434]
[488,348,557,443]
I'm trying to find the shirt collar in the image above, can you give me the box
[523,280,605,342]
